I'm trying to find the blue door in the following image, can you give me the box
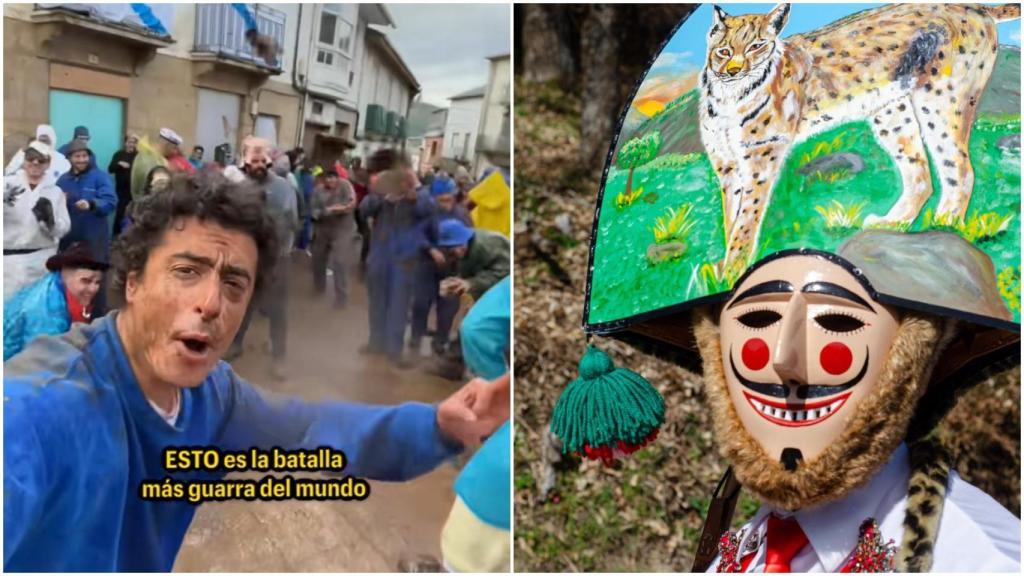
[48,90,124,173]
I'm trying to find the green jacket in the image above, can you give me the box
[458,230,510,299]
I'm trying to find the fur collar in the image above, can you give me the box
[896,435,952,572]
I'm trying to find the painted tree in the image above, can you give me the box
[616,130,662,197]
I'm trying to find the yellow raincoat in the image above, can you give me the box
[129,136,168,200]
[467,171,510,238]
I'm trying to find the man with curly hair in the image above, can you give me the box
[3,173,508,571]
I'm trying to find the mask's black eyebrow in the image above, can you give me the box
[801,281,875,312]
[727,280,794,309]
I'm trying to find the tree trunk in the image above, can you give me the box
[521,4,580,89]
[519,4,701,171]
[579,5,620,169]
[625,165,634,196]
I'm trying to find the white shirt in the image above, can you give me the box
[147,389,181,427]
[709,444,1020,572]
[3,170,71,251]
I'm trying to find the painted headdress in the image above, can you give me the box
[551,1,1021,551]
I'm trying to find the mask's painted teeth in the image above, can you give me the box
[748,397,844,426]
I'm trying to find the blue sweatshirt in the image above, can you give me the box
[360,188,435,263]
[56,165,116,256]
[4,313,461,571]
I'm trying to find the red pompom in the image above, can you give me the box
[577,427,662,466]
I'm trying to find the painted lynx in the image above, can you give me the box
[698,3,1021,276]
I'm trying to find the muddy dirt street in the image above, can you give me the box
[173,252,463,572]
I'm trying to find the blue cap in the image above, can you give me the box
[438,218,475,248]
[73,126,90,138]
[431,176,457,197]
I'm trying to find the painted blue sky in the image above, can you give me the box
[651,3,1022,76]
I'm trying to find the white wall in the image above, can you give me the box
[443,96,483,160]
[159,5,196,58]
[305,4,357,100]
[347,10,368,111]
[356,40,413,138]
[267,3,299,90]
[3,4,33,20]
[478,57,510,140]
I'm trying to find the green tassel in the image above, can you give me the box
[550,345,665,461]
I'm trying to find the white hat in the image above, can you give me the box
[26,141,53,159]
[159,128,183,146]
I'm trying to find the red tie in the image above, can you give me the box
[764,514,809,573]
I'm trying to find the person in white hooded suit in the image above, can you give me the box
[3,141,71,299]
[5,125,72,182]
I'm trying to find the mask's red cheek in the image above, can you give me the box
[741,338,770,370]
[820,342,853,375]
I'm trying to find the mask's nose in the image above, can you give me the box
[725,58,744,76]
[772,293,808,387]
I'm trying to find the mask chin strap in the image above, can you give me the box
[692,467,742,572]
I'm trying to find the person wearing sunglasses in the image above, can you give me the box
[4,125,71,181]
[3,140,71,300]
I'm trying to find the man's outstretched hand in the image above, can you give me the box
[437,373,510,447]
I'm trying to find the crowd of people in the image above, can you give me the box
[3,124,511,383]
[3,123,511,571]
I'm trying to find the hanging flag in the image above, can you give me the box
[129,3,168,35]
[37,4,174,37]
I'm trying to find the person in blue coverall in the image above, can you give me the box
[409,176,469,357]
[57,138,116,316]
[3,173,506,572]
[359,154,434,369]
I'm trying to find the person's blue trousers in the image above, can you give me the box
[366,256,416,362]
[410,258,461,353]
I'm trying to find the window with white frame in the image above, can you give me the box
[337,19,354,54]
[315,5,355,89]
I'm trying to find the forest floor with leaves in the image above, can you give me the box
[512,78,1021,572]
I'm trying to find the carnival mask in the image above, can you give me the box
[719,254,900,468]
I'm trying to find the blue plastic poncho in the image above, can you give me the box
[452,276,512,530]
[460,276,511,380]
[3,272,70,361]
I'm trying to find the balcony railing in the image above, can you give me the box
[32,4,174,47]
[193,4,284,71]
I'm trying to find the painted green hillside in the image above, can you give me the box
[589,47,1021,327]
